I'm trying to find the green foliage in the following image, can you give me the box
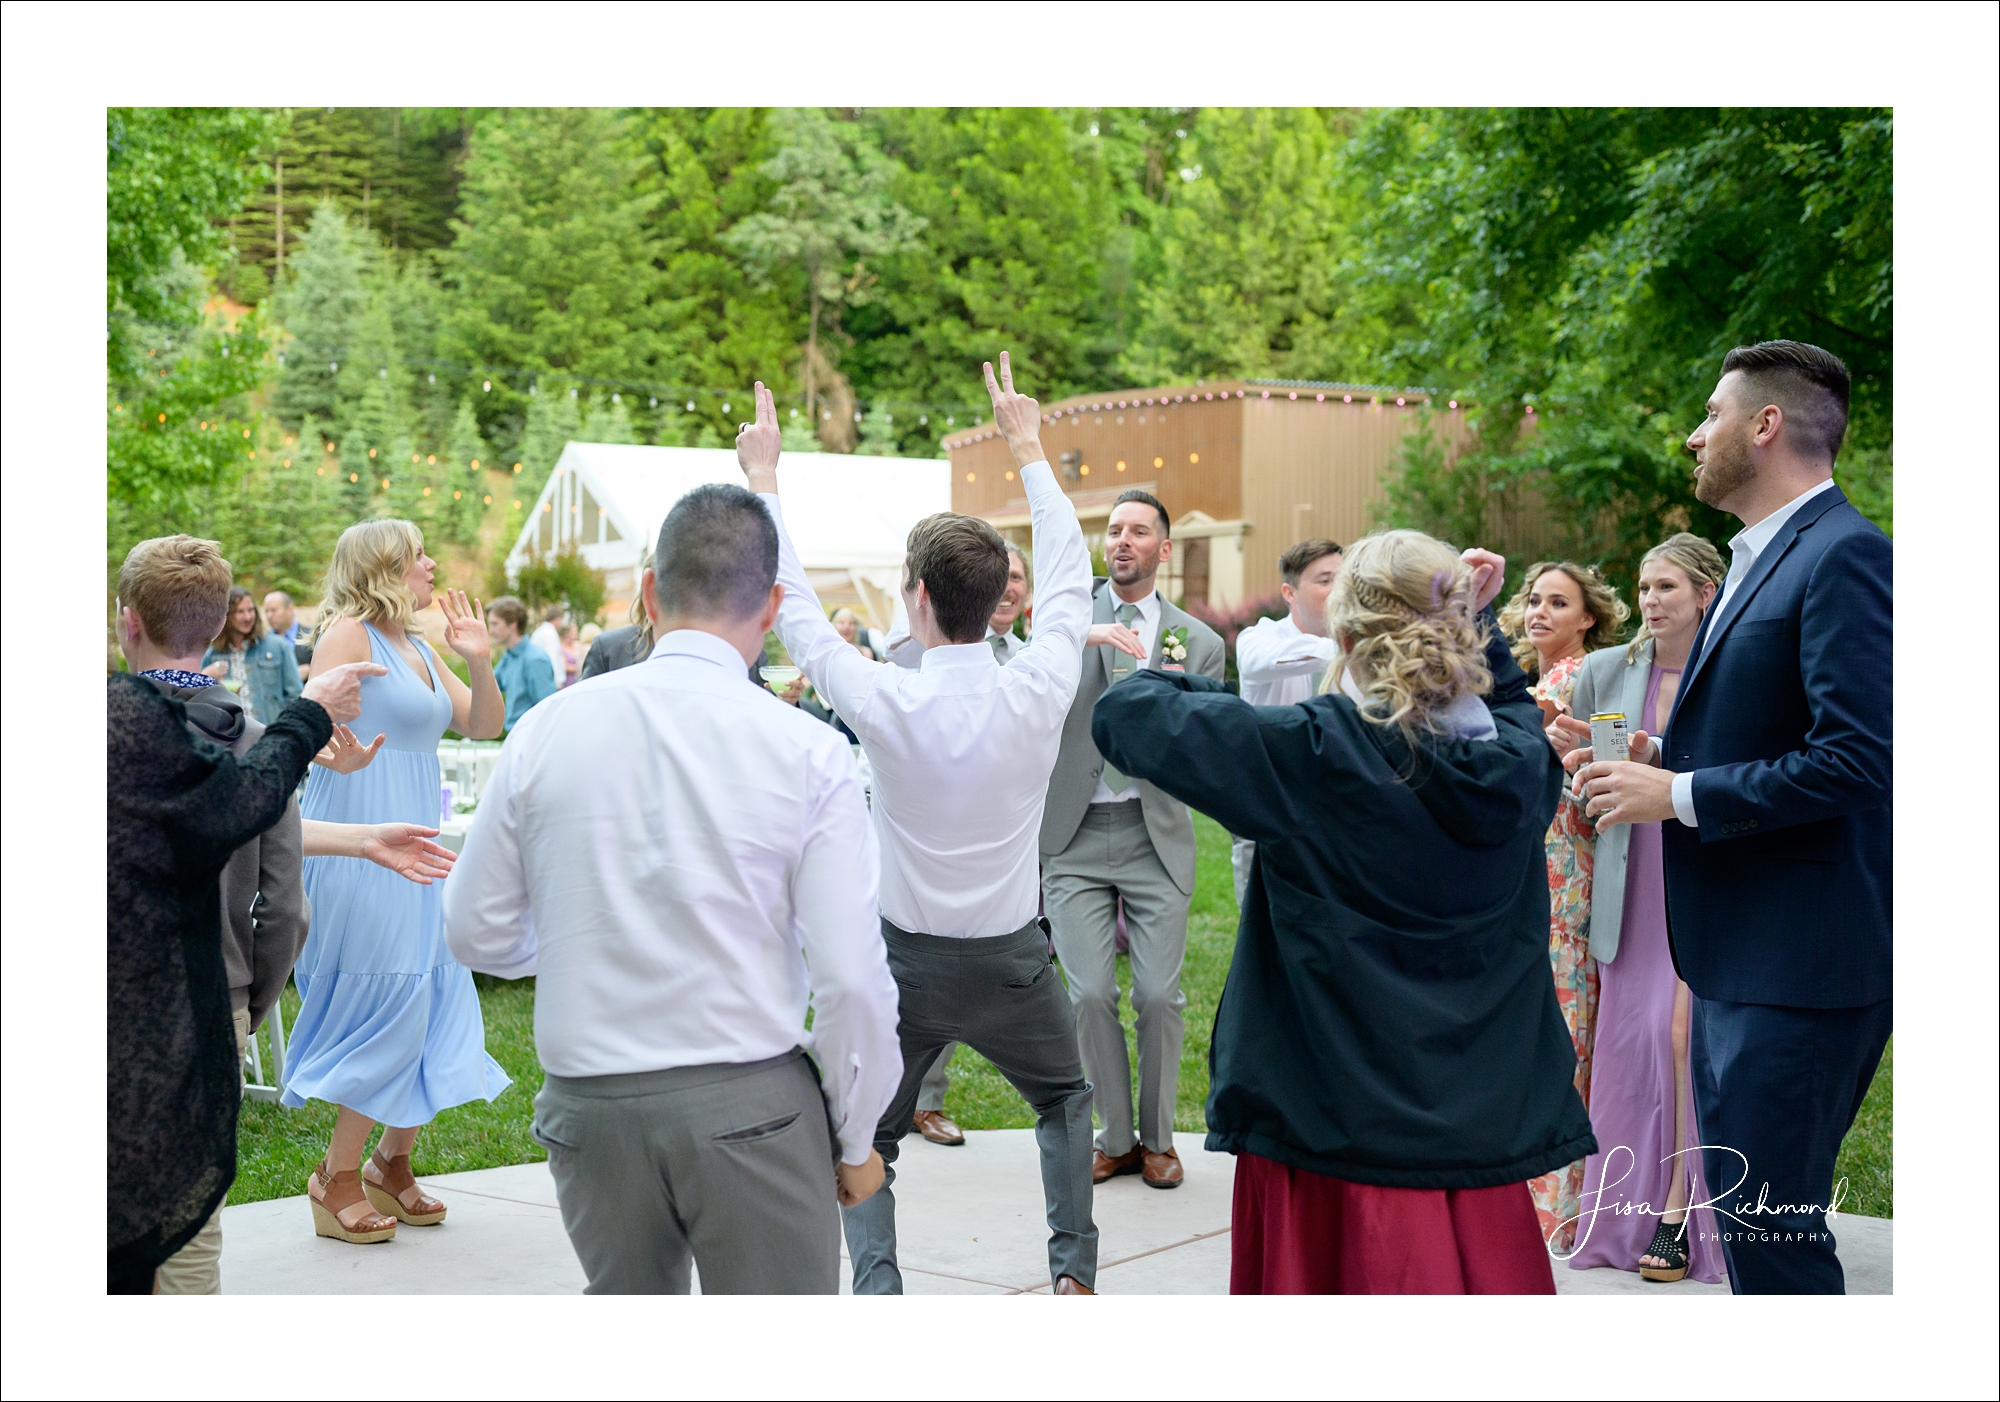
[502,542,607,624]
[1348,107,1892,588]
[855,399,900,456]
[515,382,583,494]
[444,108,663,443]
[580,392,639,444]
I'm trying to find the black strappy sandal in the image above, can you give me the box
[1639,1218,1690,1282]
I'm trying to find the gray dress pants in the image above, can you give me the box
[842,917,1097,1293]
[1043,802,1190,1158]
[916,1042,956,1113]
[534,1049,841,1294]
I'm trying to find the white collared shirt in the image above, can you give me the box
[1668,477,1837,827]
[1088,587,1163,804]
[529,620,564,685]
[1235,612,1338,706]
[443,629,901,1164]
[762,458,1091,939]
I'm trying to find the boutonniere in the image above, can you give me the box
[1161,625,1189,666]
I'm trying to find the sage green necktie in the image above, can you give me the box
[1102,602,1141,793]
[990,633,1008,661]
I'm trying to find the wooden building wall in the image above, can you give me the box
[1237,394,1474,601]
[948,383,1249,528]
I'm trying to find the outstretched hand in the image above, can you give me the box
[983,352,1047,469]
[301,661,388,724]
[358,823,458,885]
[736,381,781,493]
[439,588,490,666]
[313,723,387,773]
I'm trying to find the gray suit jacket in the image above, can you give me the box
[1570,641,1656,965]
[1038,581,1226,893]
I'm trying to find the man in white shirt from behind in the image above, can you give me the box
[1229,538,1345,906]
[738,357,1101,1295]
[444,482,898,1294]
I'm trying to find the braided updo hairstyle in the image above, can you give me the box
[1320,529,1493,749]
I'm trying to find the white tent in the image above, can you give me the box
[505,443,952,628]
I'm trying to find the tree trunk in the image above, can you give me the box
[274,154,285,286]
[805,288,820,426]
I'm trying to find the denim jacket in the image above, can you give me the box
[201,631,302,727]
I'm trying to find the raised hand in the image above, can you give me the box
[983,351,1047,469]
[358,823,458,885]
[1461,547,1507,612]
[736,381,782,493]
[439,588,490,665]
[313,723,387,773]
[301,661,389,724]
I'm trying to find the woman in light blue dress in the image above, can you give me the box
[285,519,510,1244]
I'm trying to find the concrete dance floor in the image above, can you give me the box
[219,1129,1891,1295]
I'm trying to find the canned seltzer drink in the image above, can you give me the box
[1589,712,1630,764]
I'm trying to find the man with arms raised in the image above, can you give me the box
[1229,538,1344,906]
[742,355,1100,1294]
[446,483,900,1294]
[880,540,1036,1147]
[1570,340,1891,1295]
[1042,489,1225,1190]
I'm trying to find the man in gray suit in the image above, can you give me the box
[892,544,1033,1145]
[1040,490,1225,1189]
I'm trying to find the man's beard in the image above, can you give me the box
[1694,428,1757,508]
[1109,554,1153,585]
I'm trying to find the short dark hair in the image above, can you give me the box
[1279,538,1344,586]
[653,484,779,622]
[486,595,530,633]
[904,512,1009,644]
[1719,340,1851,463]
[1112,488,1170,537]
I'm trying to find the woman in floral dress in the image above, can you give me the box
[1499,562,1628,1251]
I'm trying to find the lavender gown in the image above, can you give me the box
[1567,664,1725,1283]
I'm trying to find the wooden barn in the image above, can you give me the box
[943,379,1545,609]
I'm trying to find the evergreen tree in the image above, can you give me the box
[721,108,926,445]
[580,393,638,444]
[444,108,664,442]
[441,398,493,544]
[855,399,899,456]
[272,203,372,427]
[780,408,818,452]
[516,381,583,492]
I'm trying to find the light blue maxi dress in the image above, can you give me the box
[283,622,510,1125]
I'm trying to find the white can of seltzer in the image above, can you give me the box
[1589,712,1630,764]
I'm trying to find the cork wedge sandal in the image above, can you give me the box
[362,1151,447,1226]
[309,1162,397,1244]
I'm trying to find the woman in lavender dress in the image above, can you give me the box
[1553,533,1728,1283]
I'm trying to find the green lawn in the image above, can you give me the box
[233,812,1891,1218]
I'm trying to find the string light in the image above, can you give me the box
[327,441,336,451]
[512,463,523,473]
[1116,460,1126,471]
[1005,470,1015,480]
[350,472,359,481]
[1154,457,1164,468]
[483,380,492,392]
[470,459,481,470]
[381,478,391,488]
[1190,453,1200,464]
[1342,395,1353,403]
[368,448,378,458]
[1395,397,1406,406]
[483,494,493,504]
[427,454,437,464]
[1448,399,1459,409]
[965,472,976,483]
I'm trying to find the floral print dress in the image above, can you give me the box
[1527,653,1598,1252]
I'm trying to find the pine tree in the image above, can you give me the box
[580,393,638,444]
[780,407,818,452]
[516,381,583,492]
[273,204,373,427]
[441,398,492,544]
[855,399,900,456]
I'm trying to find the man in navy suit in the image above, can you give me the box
[1572,340,1891,1294]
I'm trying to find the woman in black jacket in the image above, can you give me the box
[106,665,370,1293]
[1092,531,1593,1294]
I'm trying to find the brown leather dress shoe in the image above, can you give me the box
[1054,1274,1096,1294]
[1141,1146,1184,1189]
[1092,1144,1145,1183]
[912,1110,966,1146]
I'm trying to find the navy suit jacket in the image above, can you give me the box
[1660,485,1892,1008]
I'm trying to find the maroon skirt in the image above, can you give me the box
[1230,1153,1556,1294]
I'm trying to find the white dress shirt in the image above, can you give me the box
[1088,587,1163,804]
[1235,612,1338,706]
[761,458,1091,939]
[529,620,564,685]
[1667,477,1838,828]
[442,628,901,1164]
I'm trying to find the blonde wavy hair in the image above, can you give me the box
[1626,532,1726,662]
[315,518,425,642]
[1497,560,1630,674]
[1320,529,1493,750]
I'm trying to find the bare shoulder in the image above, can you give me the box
[314,616,374,667]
